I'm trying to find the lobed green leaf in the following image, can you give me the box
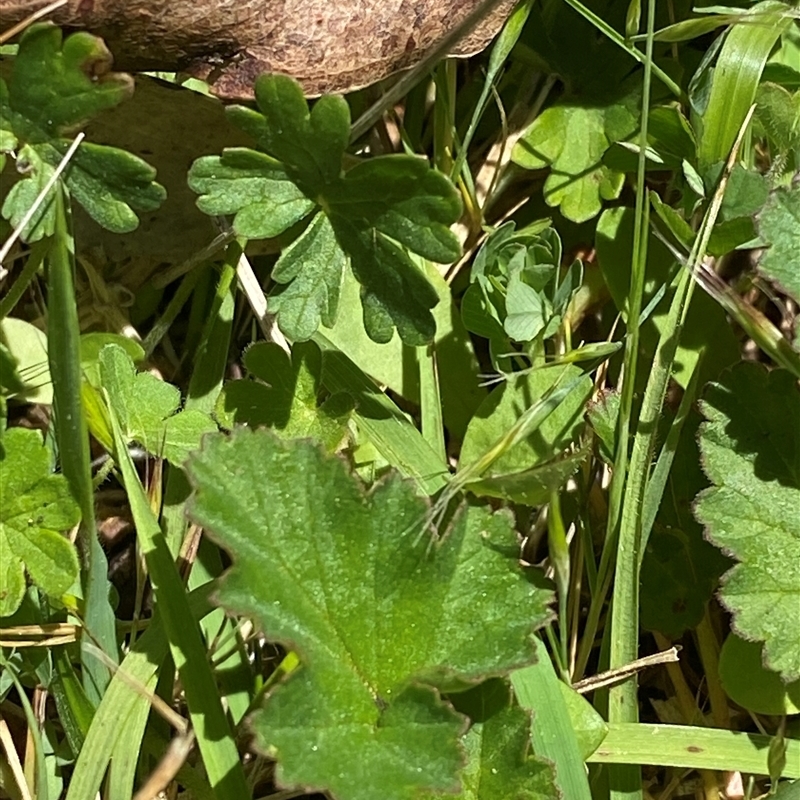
[187,429,553,800]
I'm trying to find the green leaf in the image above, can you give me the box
[459,366,591,484]
[757,185,800,304]
[188,148,314,239]
[512,78,640,223]
[269,212,347,340]
[695,363,800,682]
[251,73,350,195]
[326,155,462,264]
[216,340,353,450]
[719,633,800,716]
[187,430,553,800]
[641,410,729,637]
[0,317,51,404]
[755,82,800,158]
[421,687,557,800]
[0,22,165,240]
[0,427,80,617]
[99,344,217,466]
[200,74,462,345]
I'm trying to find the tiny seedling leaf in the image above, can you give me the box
[0,23,165,240]
[187,429,553,800]
[695,363,800,682]
[0,427,80,617]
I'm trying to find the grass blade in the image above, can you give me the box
[47,186,117,702]
[104,386,249,800]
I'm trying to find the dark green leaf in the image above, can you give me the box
[0,23,164,239]
[326,155,462,263]
[269,212,347,340]
[251,73,350,196]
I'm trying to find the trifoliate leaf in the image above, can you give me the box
[0,427,80,617]
[187,430,553,800]
[0,23,165,240]
[188,149,314,239]
[512,79,640,223]
[757,185,800,303]
[216,341,352,450]
[99,344,216,466]
[695,363,800,682]
[193,74,461,345]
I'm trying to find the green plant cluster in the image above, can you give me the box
[1,5,800,800]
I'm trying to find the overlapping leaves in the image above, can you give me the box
[189,74,462,345]
[0,23,165,240]
[187,429,552,800]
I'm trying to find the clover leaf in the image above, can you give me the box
[187,429,553,800]
[188,74,462,346]
[0,23,165,241]
[695,363,800,682]
[0,427,80,617]
[98,344,216,466]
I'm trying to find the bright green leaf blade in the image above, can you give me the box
[217,341,353,448]
[588,723,800,777]
[757,185,800,304]
[0,427,80,616]
[512,650,593,800]
[1,145,57,241]
[270,212,347,340]
[459,366,591,478]
[326,154,462,264]
[695,1,792,171]
[695,363,800,682]
[187,429,553,800]
[57,141,166,233]
[188,148,314,238]
[513,79,640,223]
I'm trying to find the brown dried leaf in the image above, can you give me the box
[2,0,515,98]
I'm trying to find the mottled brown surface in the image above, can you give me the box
[0,0,515,97]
